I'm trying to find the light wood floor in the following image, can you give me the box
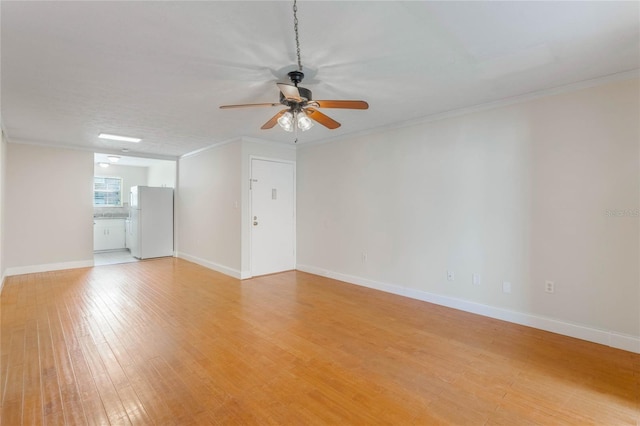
[1,258,638,425]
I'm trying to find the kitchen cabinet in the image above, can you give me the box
[94,218,126,251]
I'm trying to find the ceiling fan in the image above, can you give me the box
[219,0,368,136]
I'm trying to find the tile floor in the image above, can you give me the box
[93,249,139,266]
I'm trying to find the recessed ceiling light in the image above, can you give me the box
[98,133,141,143]
[98,162,110,168]
[107,155,120,163]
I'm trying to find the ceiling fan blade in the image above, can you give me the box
[220,102,280,109]
[277,83,302,101]
[261,109,289,129]
[314,100,369,110]
[305,108,341,129]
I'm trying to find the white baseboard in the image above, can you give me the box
[296,264,640,354]
[609,333,640,353]
[176,252,242,279]
[0,272,6,295]
[5,259,95,277]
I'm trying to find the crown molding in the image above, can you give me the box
[241,136,297,150]
[7,137,179,161]
[179,137,243,159]
[298,69,640,149]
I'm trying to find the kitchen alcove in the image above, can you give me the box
[93,153,177,266]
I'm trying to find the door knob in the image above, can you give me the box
[253,221,258,226]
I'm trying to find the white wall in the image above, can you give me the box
[148,160,176,188]
[176,137,296,278]
[176,140,242,276]
[296,77,639,352]
[5,143,94,274]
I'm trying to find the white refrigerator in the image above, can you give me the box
[129,186,174,259]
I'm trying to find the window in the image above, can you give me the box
[94,177,123,207]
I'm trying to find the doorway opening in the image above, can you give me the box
[93,153,176,266]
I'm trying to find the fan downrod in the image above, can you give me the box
[287,70,304,86]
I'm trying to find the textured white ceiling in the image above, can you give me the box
[2,1,639,158]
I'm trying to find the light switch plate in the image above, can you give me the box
[472,274,481,285]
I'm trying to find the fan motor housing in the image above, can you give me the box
[280,86,312,106]
[297,87,312,101]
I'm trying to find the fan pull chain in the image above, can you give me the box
[293,0,302,71]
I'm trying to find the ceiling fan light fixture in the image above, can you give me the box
[218,0,367,138]
[297,110,314,131]
[277,111,295,132]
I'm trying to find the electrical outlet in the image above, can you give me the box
[447,271,455,281]
[502,281,512,294]
[545,280,555,293]
[472,273,481,285]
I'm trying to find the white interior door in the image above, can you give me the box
[250,158,295,276]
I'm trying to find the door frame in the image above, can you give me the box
[248,155,297,278]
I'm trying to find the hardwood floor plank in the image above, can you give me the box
[120,362,176,423]
[2,331,25,404]
[38,314,64,418]
[44,408,66,425]
[1,398,23,425]
[59,397,87,426]
[78,335,109,380]
[148,356,204,414]
[1,258,638,424]
[81,396,110,426]
[66,348,98,403]
[22,393,43,425]
[92,372,130,425]
[115,385,153,425]
[51,340,85,417]
[135,359,193,421]
[95,341,129,389]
